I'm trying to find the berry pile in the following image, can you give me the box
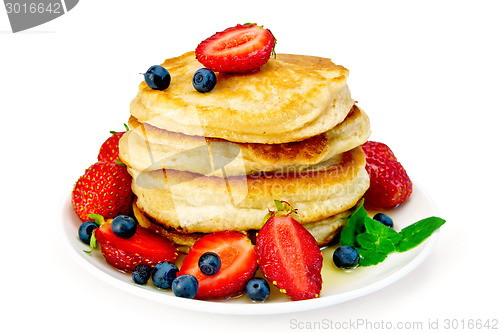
[71,128,430,302]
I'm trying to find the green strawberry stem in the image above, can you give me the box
[109,123,129,135]
[83,214,106,254]
[115,158,126,167]
[87,214,105,226]
[263,200,295,225]
[83,230,98,254]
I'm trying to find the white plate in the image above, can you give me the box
[60,183,440,315]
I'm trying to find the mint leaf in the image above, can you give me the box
[339,201,445,267]
[356,232,377,251]
[396,217,446,252]
[375,238,397,253]
[357,248,388,266]
[355,215,401,253]
[339,200,367,247]
[364,217,402,244]
[357,226,397,254]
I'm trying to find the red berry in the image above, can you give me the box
[195,24,275,74]
[361,141,413,210]
[98,129,127,163]
[178,231,258,299]
[362,141,397,163]
[71,161,134,221]
[256,202,323,301]
[95,222,178,272]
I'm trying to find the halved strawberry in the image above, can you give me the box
[178,231,258,299]
[94,222,178,272]
[97,124,129,163]
[195,23,275,74]
[256,201,323,301]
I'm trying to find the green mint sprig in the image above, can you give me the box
[340,200,445,266]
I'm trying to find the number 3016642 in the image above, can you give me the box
[444,319,498,330]
[5,2,62,14]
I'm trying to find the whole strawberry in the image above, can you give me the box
[97,124,129,163]
[71,161,134,221]
[361,141,412,210]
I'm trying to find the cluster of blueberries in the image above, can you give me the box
[78,215,137,243]
[144,65,217,93]
[132,252,270,302]
[332,213,394,269]
[78,215,270,301]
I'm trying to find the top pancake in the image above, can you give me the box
[130,52,354,144]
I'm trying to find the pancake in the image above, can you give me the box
[130,52,354,144]
[129,147,369,234]
[119,105,370,176]
[132,199,352,251]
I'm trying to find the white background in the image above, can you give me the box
[1,0,499,332]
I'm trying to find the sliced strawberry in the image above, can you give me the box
[361,141,413,209]
[195,23,275,74]
[97,124,129,163]
[256,201,323,301]
[178,231,258,299]
[94,222,178,272]
[71,161,134,221]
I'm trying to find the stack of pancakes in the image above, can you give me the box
[119,51,371,251]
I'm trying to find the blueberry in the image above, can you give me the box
[245,277,270,302]
[152,261,179,289]
[78,221,98,244]
[144,65,171,90]
[192,68,216,93]
[132,264,151,285]
[198,252,221,276]
[111,215,137,239]
[373,213,394,228]
[333,246,360,269]
[172,274,199,299]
